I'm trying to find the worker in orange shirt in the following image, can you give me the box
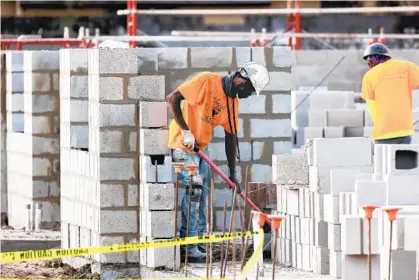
[361,42,419,144]
[166,62,270,262]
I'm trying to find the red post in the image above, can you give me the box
[131,0,137,48]
[16,41,22,51]
[295,0,301,50]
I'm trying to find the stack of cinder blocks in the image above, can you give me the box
[5,50,61,229]
[291,89,375,148]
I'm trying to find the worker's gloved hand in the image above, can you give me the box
[181,130,195,149]
[229,175,241,194]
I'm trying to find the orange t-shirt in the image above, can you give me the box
[361,59,419,139]
[168,72,240,152]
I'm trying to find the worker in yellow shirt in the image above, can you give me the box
[361,42,419,144]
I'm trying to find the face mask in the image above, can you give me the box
[231,79,256,99]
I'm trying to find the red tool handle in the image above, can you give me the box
[194,146,271,226]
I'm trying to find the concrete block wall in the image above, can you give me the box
[1,53,7,215]
[5,51,60,229]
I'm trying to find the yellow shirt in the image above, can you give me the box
[361,59,419,140]
[168,72,240,152]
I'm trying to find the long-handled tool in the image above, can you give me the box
[193,145,271,227]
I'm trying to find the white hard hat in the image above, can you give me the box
[242,62,270,96]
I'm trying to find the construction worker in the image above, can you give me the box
[361,42,419,144]
[166,62,270,262]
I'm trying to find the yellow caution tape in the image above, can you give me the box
[0,230,262,264]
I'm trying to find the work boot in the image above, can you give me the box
[185,247,207,263]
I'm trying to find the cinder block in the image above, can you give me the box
[379,213,406,250]
[356,173,374,181]
[5,51,23,72]
[308,110,327,127]
[31,73,51,92]
[100,184,125,207]
[250,119,291,138]
[239,95,265,114]
[380,250,417,280]
[272,94,291,114]
[99,235,126,263]
[127,76,165,101]
[213,118,244,138]
[324,194,339,224]
[140,155,173,183]
[403,216,419,251]
[139,102,167,128]
[250,164,272,183]
[140,183,174,211]
[330,251,341,278]
[386,174,419,205]
[314,220,328,248]
[344,127,364,137]
[300,217,311,245]
[70,76,88,98]
[330,168,373,196]
[100,210,138,234]
[341,255,380,280]
[286,189,299,216]
[311,137,372,167]
[157,48,187,70]
[304,127,323,140]
[99,104,136,127]
[190,47,233,68]
[264,72,291,92]
[24,51,60,71]
[313,192,325,220]
[339,192,356,217]
[272,46,292,68]
[97,48,138,74]
[355,180,386,207]
[363,126,373,137]
[100,157,135,181]
[272,154,308,185]
[99,130,123,153]
[383,144,419,176]
[99,77,123,101]
[311,247,330,275]
[140,236,180,269]
[140,129,169,155]
[309,91,354,110]
[274,140,292,155]
[324,127,345,138]
[31,95,55,113]
[327,109,364,127]
[140,210,175,238]
[341,216,379,255]
[328,223,341,252]
[70,100,88,123]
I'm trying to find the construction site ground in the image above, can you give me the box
[1,260,336,279]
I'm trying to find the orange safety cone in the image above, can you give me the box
[383,207,401,280]
[184,164,198,277]
[267,215,285,280]
[362,205,378,280]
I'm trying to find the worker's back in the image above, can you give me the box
[362,59,419,139]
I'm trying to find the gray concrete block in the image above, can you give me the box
[5,51,24,72]
[272,94,291,114]
[137,48,158,72]
[344,127,363,137]
[386,175,419,205]
[272,46,292,68]
[308,110,327,127]
[98,49,138,74]
[208,141,263,162]
[157,48,187,70]
[70,76,88,98]
[264,72,291,92]
[11,94,24,112]
[70,125,88,149]
[140,236,180,269]
[32,95,55,113]
[355,180,386,207]
[127,76,165,101]
[330,168,371,196]
[99,130,123,153]
[100,210,138,234]
[139,102,167,128]
[273,141,292,154]
[250,164,272,182]
[341,216,379,255]
[99,77,124,101]
[10,73,24,92]
[213,164,242,184]
[235,47,250,68]
[31,73,51,92]
[304,127,323,140]
[32,136,60,155]
[190,47,233,68]
[383,144,419,176]
[324,194,339,224]
[69,49,89,72]
[329,251,341,278]
[324,127,345,138]
[341,255,380,280]
[70,100,88,123]
[140,129,170,155]
[140,183,174,211]
[250,47,266,66]
[24,51,60,71]
[380,250,417,280]
[99,104,136,127]
[239,95,265,114]
[128,131,136,152]
[327,109,364,127]
[272,154,308,185]
[311,137,372,167]
[250,119,291,138]
[328,223,341,252]
[141,210,175,238]
[100,184,125,207]
[311,246,330,275]
[100,157,135,180]
[140,156,173,183]
[127,184,138,207]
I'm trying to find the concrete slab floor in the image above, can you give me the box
[0,229,61,252]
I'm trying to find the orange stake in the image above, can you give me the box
[268,215,285,280]
[362,205,378,280]
[383,207,401,280]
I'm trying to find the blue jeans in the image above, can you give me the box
[171,147,210,252]
[374,135,412,145]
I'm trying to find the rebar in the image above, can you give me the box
[220,202,227,279]
[184,173,193,277]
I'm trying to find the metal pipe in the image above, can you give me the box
[0,39,86,45]
[220,202,228,279]
[117,6,419,16]
[222,188,238,278]
[25,204,31,231]
[35,203,42,231]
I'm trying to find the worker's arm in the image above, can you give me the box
[225,131,237,181]
[166,89,189,131]
[409,62,419,89]
[361,73,376,123]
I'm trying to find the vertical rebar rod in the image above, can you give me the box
[368,218,372,280]
[272,229,278,280]
[173,171,180,272]
[232,212,237,280]
[184,174,193,277]
[222,189,238,278]
[388,221,393,280]
[220,202,228,279]
[209,177,214,278]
